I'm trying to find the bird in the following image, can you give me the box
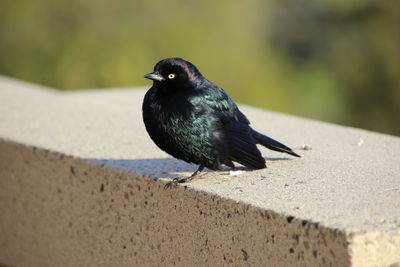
[142,58,300,186]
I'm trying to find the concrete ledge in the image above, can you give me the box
[0,76,399,266]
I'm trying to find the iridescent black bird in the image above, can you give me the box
[143,58,300,185]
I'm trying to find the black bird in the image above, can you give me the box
[143,58,300,185]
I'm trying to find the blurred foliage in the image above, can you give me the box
[0,0,399,135]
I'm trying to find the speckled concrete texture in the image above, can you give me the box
[0,141,349,266]
[0,76,399,266]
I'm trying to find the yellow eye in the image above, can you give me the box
[168,73,175,79]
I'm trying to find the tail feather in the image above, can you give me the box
[252,129,300,158]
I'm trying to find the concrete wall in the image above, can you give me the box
[0,76,399,266]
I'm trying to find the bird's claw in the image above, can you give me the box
[163,165,204,189]
[164,176,196,189]
[164,177,186,189]
[163,181,175,189]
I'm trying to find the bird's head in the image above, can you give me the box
[144,58,203,92]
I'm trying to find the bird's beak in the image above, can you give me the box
[144,71,165,82]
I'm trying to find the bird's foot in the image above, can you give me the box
[164,165,205,189]
[164,176,193,189]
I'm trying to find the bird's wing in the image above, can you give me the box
[223,122,266,169]
[190,81,265,169]
[197,80,250,124]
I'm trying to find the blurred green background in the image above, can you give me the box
[1,0,399,136]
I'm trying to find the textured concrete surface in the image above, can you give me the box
[0,76,399,266]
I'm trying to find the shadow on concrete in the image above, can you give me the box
[88,156,293,179]
[264,157,292,162]
[88,158,197,179]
